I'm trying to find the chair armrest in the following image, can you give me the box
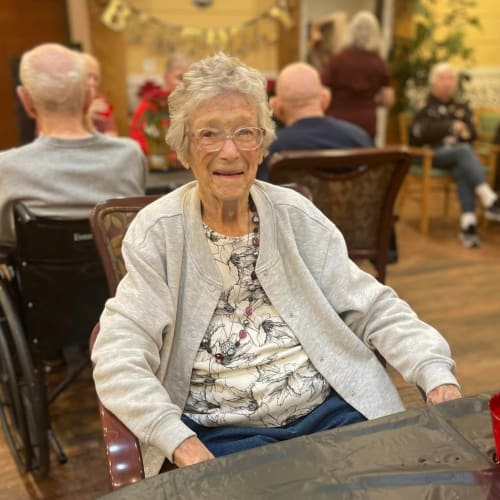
[89,323,145,490]
[98,401,145,489]
[406,146,435,159]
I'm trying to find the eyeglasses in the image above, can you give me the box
[187,126,265,152]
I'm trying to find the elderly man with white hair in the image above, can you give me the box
[0,43,146,245]
[410,62,500,248]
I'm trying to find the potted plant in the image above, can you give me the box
[138,81,172,170]
[389,0,481,114]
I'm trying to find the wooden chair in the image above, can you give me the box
[397,112,456,234]
[397,111,499,234]
[267,147,411,284]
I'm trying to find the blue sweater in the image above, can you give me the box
[258,116,373,181]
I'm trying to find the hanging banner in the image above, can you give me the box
[99,0,294,55]
[100,0,132,31]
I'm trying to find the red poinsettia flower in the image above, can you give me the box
[137,80,162,99]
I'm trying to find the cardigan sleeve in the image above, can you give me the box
[91,215,195,462]
[318,230,459,394]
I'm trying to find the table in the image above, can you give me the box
[145,168,194,195]
[101,394,500,499]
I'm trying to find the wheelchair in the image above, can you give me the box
[0,202,108,479]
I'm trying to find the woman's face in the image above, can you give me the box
[186,93,264,206]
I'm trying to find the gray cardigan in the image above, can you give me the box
[92,180,458,477]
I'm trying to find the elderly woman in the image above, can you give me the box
[92,52,461,476]
[321,10,394,138]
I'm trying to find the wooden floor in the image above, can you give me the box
[0,196,499,499]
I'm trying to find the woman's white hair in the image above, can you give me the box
[166,52,276,165]
[428,62,457,85]
[19,43,87,115]
[341,11,384,56]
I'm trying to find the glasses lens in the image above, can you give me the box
[195,128,224,151]
[233,127,264,150]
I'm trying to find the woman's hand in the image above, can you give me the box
[173,436,215,467]
[426,384,462,405]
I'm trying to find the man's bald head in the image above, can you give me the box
[276,62,323,101]
[18,43,88,117]
[271,62,330,125]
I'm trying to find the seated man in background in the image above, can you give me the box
[129,52,192,155]
[410,62,500,248]
[257,61,372,181]
[0,43,146,245]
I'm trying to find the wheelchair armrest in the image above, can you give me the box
[13,201,35,224]
[0,243,15,263]
[0,244,15,282]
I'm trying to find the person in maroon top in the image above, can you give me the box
[321,11,394,138]
[129,52,192,154]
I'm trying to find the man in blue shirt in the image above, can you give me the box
[258,62,373,181]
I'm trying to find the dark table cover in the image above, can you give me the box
[101,393,500,499]
[145,168,193,195]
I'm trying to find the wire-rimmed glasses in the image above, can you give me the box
[187,126,265,152]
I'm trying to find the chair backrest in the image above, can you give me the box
[90,195,160,295]
[474,106,500,143]
[13,202,108,359]
[267,147,411,283]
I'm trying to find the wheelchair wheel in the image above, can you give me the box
[0,281,50,479]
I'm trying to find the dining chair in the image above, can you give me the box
[267,146,411,284]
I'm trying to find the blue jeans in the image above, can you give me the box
[181,391,366,457]
[433,143,486,213]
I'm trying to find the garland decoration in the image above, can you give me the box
[100,0,294,56]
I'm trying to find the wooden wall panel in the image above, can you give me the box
[0,0,69,149]
[87,0,128,136]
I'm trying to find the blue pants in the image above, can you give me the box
[181,392,366,457]
[433,143,486,213]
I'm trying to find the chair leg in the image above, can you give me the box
[396,177,409,213]
[420,186,430,234]
[443,186,450,216]
[420,158,433,234]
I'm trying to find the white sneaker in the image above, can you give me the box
[458,225,481,248]
[485,199,500,221]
